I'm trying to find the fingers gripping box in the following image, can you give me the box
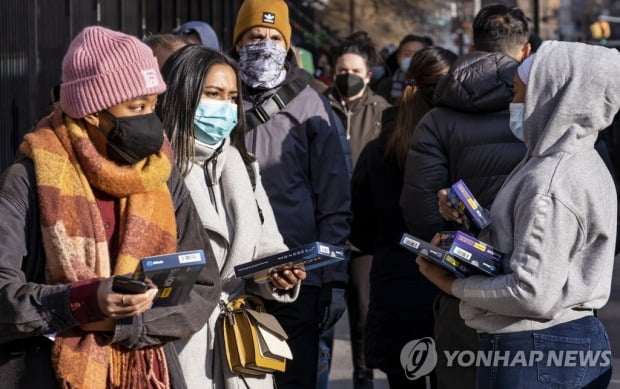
[137,250,207,307]
[234,242,346,283]
[448,180,491,234]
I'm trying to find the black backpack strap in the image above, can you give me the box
[245,161,257,191]
[245,162,264,225]
[245,71,312,130]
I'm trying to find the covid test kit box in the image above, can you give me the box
[400,233,474,278]
[438,231,503,276]
[234,242,345,283]
[448,180,491,233]
[138,250,207,307]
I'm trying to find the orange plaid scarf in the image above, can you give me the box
[20,108,177,389]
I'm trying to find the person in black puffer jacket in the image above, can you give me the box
[352,46,457,389]
[400,5,531,389]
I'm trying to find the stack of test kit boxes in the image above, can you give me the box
[400,180,503,278]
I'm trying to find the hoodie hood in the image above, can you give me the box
[175,21,220,50]
[433,51,518,113]
[523,41,620,157]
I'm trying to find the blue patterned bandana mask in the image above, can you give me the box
[239,39,287,89]
[193,99,238,144]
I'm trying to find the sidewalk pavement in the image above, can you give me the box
[328,311,388,389]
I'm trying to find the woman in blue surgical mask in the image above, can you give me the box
[156,45,305,389]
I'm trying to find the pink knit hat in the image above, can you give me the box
[60,26,166,118]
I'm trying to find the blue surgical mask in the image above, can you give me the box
[370,65,386,81]
[509,103,525,141]
[193,99,238,144]
[400,56,412,73]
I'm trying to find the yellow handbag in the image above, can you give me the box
[221,295,293,376]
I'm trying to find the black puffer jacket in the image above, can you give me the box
[400,51,527,241]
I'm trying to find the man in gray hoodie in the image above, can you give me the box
[420,40,619,389]
[400,5,530,388]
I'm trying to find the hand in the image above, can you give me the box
[96,276,158,319]
[437,188,464,224]
[318,283,346,332]
[416,234,456,295]
[269,264,306,290]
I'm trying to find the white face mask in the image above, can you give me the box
[509,103,525,141]
[400,56,412,73]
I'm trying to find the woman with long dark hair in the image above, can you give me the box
[157,45,306,389]
[350,46,457,389]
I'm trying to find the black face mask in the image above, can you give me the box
[335,73,365,98]
[102,111,164,165]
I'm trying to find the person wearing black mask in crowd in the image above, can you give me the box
[323,31,390,389]
[326,31,390,168]
[0,26,221,389]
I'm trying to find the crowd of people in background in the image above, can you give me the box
[0,0,619,389]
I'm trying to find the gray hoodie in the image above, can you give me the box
[452,41,620,334]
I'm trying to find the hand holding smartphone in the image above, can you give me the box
[111,275,148,294]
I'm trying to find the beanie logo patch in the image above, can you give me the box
[142,69,160,89]
[263,12,276,24]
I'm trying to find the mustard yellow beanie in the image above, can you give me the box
[233,0,291,50]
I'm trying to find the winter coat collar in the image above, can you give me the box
[433,51,518,113]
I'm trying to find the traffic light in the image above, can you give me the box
[591,21,611,40]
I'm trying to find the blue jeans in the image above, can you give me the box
[476,316,612,389]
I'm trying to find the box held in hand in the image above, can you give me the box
[136,249,206,307]
[439,231,503,276]
[448,179,491,233]
[234,242,346,283]
[400,233,473,278]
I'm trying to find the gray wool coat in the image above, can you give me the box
[175,138,299,389]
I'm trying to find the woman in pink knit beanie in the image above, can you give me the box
[0,25,220,389]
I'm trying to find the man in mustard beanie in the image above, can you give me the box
[233,0,292,51]
[232,1,352,389]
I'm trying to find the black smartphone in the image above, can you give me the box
[112,275,148,294]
